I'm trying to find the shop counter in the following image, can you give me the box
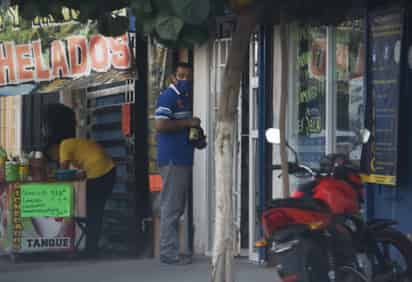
[0,181,86,259]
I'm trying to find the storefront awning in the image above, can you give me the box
[35,69,137,94]
[0,84,37,96]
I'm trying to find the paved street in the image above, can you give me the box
[0,255,281,282]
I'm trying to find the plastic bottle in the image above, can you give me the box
[0,146,6,182]
[30,151,46,182]
[19,153,29,181]
[5,156,18,182]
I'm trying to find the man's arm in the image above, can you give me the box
[59,141,72,169]
[155,117,200,132]
[155,86,200,132]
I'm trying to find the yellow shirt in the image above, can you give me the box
[59,138,115,179]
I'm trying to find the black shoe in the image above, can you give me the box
[160,255,192,265]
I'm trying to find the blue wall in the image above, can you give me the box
[366,106,412,235]
[365,6,412,236]
[367,185,412,235]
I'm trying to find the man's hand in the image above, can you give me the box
[76,170,86,181]
[60,160,70,170]
[189,117,201,128]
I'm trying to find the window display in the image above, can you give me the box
[288,21,365,169]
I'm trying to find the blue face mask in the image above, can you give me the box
[175,80,192,94]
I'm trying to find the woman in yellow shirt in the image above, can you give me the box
[42,104,115,257]
[59,137,116,257]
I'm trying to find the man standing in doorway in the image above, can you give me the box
[155,62,199,265]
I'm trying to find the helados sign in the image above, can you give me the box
[0,33,131,86]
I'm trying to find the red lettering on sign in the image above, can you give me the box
[32,40,51,81]
[110,34,131,69]
[68,36,89,78]
[0,33,132,87]
[0,42,17,85]
[51,40,69,79]
[89,35,110,72]
[15,44,34,82]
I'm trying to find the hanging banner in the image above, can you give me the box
[362,8,403,186]
[0,6,134,95]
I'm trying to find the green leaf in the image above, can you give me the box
[145,20,156,33]
[180,25,209,46]
[78,3,98,22]
[98,16,129,37]
[153,0,173,13]
[49,3,64,22]
[210,0,225,17]
[20,1,40,21]
[155,15,184,41]
[169,0,210,25]
[130,0,153,15]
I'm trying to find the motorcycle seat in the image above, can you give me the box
[296,180,318,196]
[266,198,326,213]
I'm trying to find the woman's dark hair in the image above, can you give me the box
[41,103,76,151]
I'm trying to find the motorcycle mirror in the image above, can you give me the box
[359,128,371,144]
[265,128,280,144]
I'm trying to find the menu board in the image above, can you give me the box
[363,8,403,186]
[20,183,73,218]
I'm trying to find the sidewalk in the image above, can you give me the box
[0,255,281,282]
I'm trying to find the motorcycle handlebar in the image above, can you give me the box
[272,162,317,176]
[271,164,282,170]
[271,163,297,171]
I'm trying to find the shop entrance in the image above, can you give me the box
[19,80,139,256]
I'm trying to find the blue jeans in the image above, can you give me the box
[159,163,192,260]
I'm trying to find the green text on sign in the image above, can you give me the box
[20,183,73,218]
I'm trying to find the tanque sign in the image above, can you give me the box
[9,183,75,252]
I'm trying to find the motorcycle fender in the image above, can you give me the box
[367,219,398,233]
[271,224,309,243]
[268,234,330,282]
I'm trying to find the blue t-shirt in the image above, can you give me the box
[155,85,194,166]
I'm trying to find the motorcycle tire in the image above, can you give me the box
[337,266,368,282]
[372,228,412,282]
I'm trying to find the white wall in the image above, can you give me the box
[192,42,212,255]
[271,25,285,199]
[0,95,22,156]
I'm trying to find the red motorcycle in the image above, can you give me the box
[257,129,412,282]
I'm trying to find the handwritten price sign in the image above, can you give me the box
[20,183,74,218]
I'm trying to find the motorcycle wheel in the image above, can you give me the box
[337,266,368,282]
[373,228,412,282]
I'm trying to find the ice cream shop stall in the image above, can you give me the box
[0,6,141,260]
[0,178,87,261]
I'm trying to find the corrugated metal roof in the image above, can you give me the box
[36,69,138,93]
